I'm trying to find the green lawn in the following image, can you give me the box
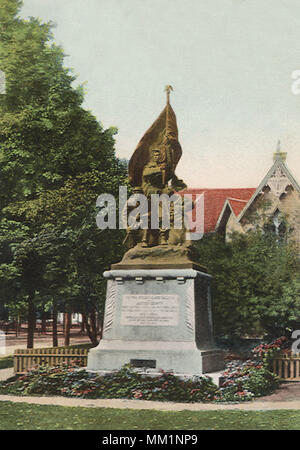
[0,401,300,430]
[0,356,13,370]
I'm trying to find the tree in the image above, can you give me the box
[0,0,127,347]
[194,228,300,338]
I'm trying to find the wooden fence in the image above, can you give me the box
[273,352,300,381]
[14,347,88,374]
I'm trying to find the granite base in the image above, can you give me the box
[87,269,224,375]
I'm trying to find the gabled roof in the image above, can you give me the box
[214,197,251,231]
[180,154,300,234]
[228,197,249,216]
[181,188,255,233]
[236,157,300,223]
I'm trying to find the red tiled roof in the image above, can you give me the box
[180,188,256,233]
[227,197,249,217]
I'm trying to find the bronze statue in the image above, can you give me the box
[141,148,169,247]
[124,86,190,249]
[128,86,183,188]
[113,87,203,271]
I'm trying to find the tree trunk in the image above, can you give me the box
[98,313,103,340]
[64,312,71,346]
[15,316,19,337]
[90,310,97,339]
[27,293,35,349]
[82,312,99,347]
[80,319,85,333]
[52,301,58,347]
[41,311,47,334]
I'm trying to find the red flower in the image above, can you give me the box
[190,389,201,394]
[133,391,143,399]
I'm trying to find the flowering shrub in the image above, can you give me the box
[216,360,279,402]
[215,337,287,402]
[0,363,218,403]
[252,336,289,370]
[0,337,285,403]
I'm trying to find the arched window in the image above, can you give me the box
[264,209,287,239]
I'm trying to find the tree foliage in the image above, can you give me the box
[0,0,127,346]
[194,229,300,338]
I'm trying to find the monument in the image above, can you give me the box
[87,87,224,375]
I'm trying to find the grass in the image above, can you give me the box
[0,356,13,370]
[0,401,300,430]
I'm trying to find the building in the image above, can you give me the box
[184,143,300,248]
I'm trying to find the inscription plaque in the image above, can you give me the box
[121,294,179,326]
[130,359,156,368]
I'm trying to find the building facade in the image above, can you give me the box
[184,145,300,249]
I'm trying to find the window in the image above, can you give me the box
[264,209,287,238]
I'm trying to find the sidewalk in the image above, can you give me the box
[0,368,13,381]
[0,392,300,411]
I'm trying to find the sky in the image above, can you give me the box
[20,0,300,188]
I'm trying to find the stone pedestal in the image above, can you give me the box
[87,268,224,375]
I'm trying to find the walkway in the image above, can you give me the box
[1,393,300,411]
[0,368,13,381]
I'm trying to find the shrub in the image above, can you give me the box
[215,337,285,402]
[0,337,285,403]
[216,360,279,402]
[252,336,290,370]
[0,363,218,403]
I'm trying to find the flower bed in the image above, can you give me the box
[0,363,218,403]
[215,360,279,402]
[0,337,286,403]
[251,336,290,370]
[214,337,288,402]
